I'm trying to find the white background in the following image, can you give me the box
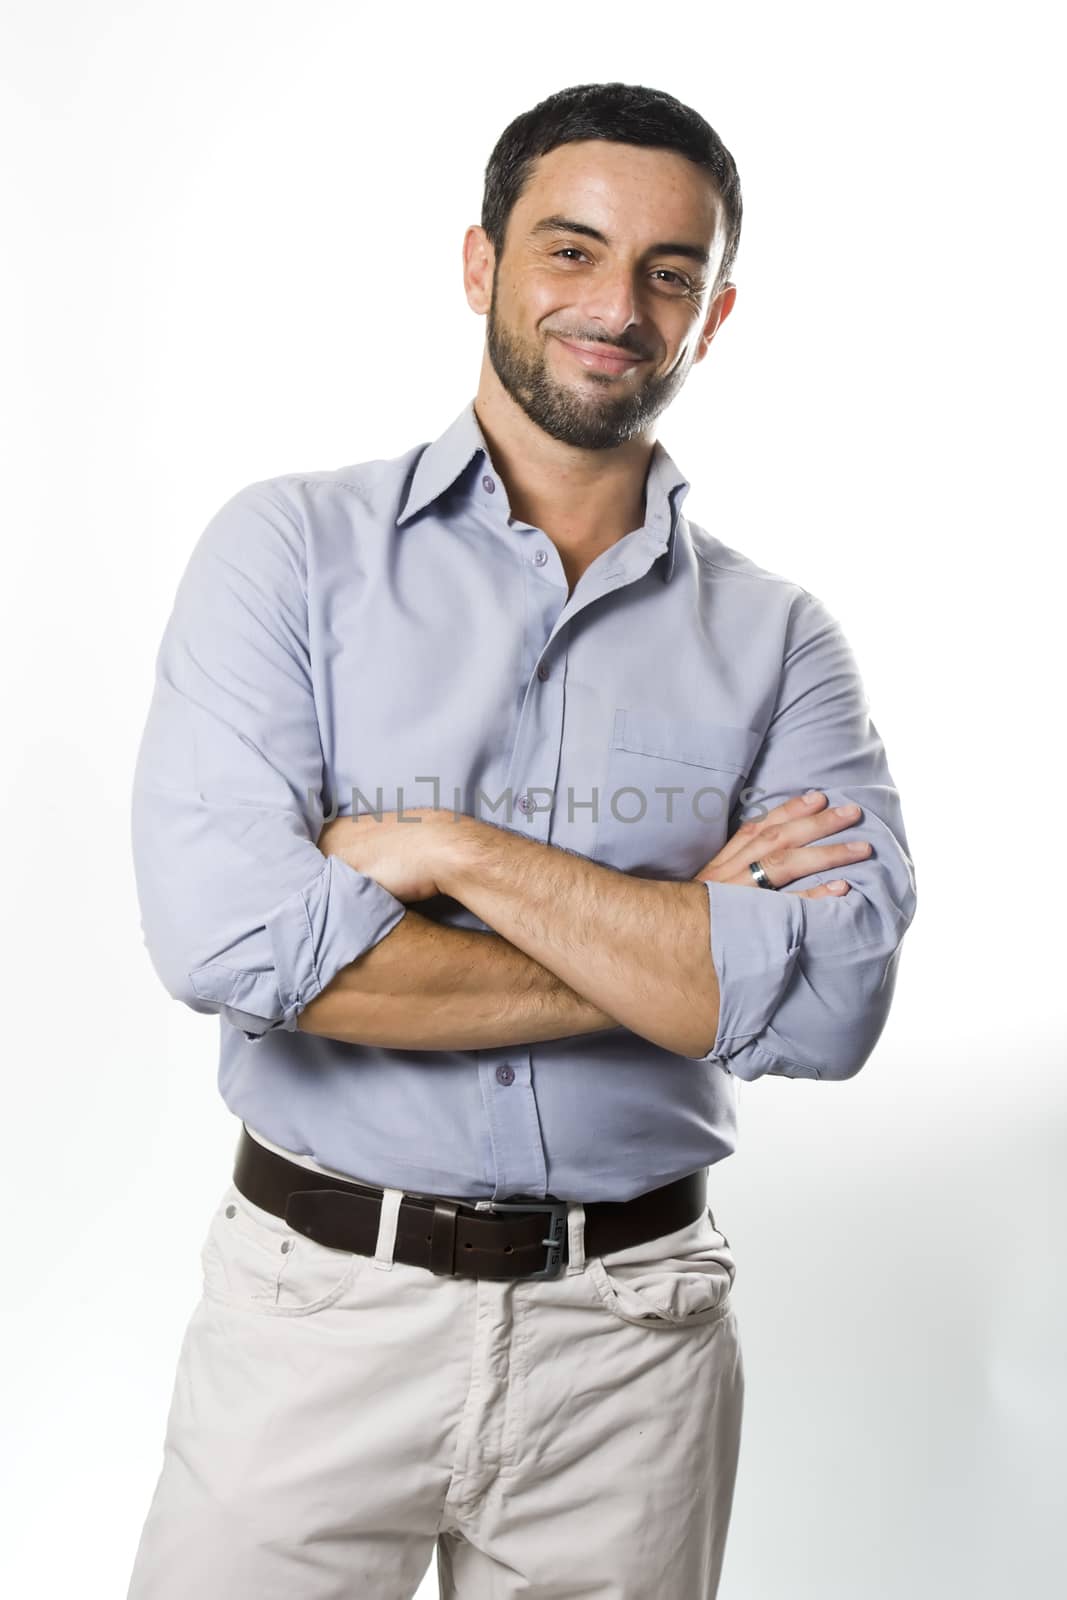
[2,2,1063,1595]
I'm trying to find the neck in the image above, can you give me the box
[472,379,654,556]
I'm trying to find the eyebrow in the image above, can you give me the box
[528,214,711,269]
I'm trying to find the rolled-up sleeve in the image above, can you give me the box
[690,588,917,1080]
[130,483,407,1040]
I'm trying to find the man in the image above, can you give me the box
[126,81,916,1599]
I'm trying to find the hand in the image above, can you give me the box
[316,807,472,903]
[695,791,871,900]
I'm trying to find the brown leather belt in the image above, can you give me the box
[233,1125,709,1282]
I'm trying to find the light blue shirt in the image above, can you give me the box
[130,398,917,1201]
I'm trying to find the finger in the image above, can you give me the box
[710,791,830,874]
[785,880,851,899]
[719,799,868,876]
[713,787,838,864]
[730,838,872,888]
[702,845,866,893]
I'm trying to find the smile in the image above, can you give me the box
[551,336,648,376]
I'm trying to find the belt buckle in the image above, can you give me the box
[477,1198,569,1279]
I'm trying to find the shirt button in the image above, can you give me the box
[533,549,548,567]
[482,474,496,494]
[536,663,549,681]
[496,1064,515,1086]
[517,795,532,814]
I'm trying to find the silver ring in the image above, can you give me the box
[748,858,778,890]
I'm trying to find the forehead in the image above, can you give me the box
[513,139,722,249]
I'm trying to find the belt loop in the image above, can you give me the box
[566,1201,587,1274]
[428,1200,460,1275]
[374,1187,404,1270]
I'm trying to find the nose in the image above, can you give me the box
[574,265,642,344]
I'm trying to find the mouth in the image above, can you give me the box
[551,335,649,376]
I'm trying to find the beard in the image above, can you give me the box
[485,275,688,452]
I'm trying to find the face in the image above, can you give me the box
[472,140,735,451]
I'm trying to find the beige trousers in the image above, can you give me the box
[126,1139,744,1599]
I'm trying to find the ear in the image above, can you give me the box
[463,225,496,316]
[693,282,737,364]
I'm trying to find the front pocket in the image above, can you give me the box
[593,709,763,876]
[587,1205,736,1330]
[200,1181,362,1317]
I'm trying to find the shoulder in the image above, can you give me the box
[197,440,425,566]
[261,436,424,523]
[685,517,833,626]
[683,520,859,682]
[687,519,800,595]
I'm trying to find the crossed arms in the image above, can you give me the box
[295,798,874,1061]
[296,819,716,1057]
[131,486,916,1082]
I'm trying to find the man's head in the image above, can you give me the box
[465,82,741,451]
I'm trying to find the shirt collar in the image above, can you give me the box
[397,398,691,583]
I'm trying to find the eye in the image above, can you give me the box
[551,250,693,294]
[652,269,693,291]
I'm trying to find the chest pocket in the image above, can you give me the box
[592,709,763,879]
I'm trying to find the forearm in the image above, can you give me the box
[440,823,719,1058]
[296,904,619,1049]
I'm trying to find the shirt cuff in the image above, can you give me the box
[687,879,806,1064]
[188,854,407,1039]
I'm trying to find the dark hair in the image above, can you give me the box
[481,82,742,297]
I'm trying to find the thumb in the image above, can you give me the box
[786,880,851,899]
